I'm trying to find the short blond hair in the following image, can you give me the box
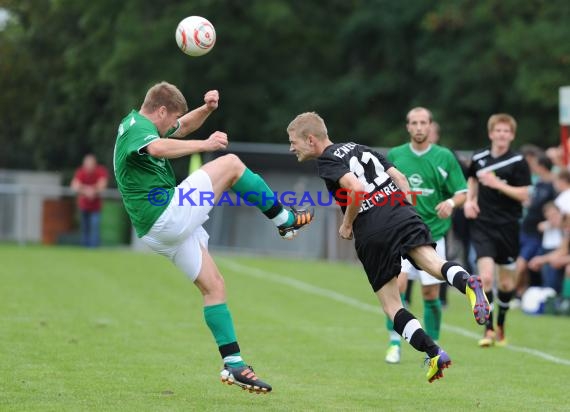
[406,107,433,123]
[287,112,328,140]
[141,81,188,114]
[487,113,517,134]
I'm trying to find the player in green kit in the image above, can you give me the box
[384,107,467,364]
[113,82,314,393]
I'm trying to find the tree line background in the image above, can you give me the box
[1,0,569,179]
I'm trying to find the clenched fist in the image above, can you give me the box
[204,131,228,151]
[204,90,219,112]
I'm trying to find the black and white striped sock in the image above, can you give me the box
[393,308,439,358]
[441,261,470,294]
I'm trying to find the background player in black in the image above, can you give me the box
[286,112,490,383]
[464,113,532,347]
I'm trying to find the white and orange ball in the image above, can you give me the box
[175,16,216,57]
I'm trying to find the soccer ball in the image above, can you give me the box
[175,16,216,57]
[521,286,557,315]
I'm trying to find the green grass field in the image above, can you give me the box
[2,244,569,411]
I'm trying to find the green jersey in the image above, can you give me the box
[113,110,180,237]
[387,143,467,240]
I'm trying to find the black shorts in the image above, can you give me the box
[469,219,519,265]
[355,215,435,292]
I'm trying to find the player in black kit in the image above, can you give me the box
[464,113,532,347]
[286,112,490,383]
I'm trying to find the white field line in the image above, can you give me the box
[219,258,570,367]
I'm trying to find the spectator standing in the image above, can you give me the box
[71,154,109,247]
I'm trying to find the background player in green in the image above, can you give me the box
[384,107,467,364]
[113,82,314,393]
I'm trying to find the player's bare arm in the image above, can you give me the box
[464,177,480,219]
[338,172,365,240]
[386,167,411,202]
[170,90,219,138]
[477,171,530,203]
[146,131,228,159]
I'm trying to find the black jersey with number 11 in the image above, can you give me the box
[317,142,419,240]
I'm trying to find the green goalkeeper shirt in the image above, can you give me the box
[387,143,467,240]
[113,110,180,237]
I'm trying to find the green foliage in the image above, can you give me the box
[415,0,570,147]
[0,0,568,171]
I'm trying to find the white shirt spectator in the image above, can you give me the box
[542,223,563,250]
[554,189,570,215]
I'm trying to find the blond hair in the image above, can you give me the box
[487,113,517,134]
[287,112,328,140]
[141,81,188,113]
[406,107,433,123]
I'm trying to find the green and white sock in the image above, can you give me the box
[231,168,293,227]
[204,303,246,367]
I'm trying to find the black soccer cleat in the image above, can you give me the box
[220,364,272,394]
[278,207,315,240]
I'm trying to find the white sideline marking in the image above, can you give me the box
[442,324,570,366]
[219,258,570,367]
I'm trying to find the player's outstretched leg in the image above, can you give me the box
[221,364,272,394]
[228,167,314,239]
[392,308,452,382]
[441,261,491,325]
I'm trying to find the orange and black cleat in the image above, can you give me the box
[220,364,272,394]
[278,207,315,240]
